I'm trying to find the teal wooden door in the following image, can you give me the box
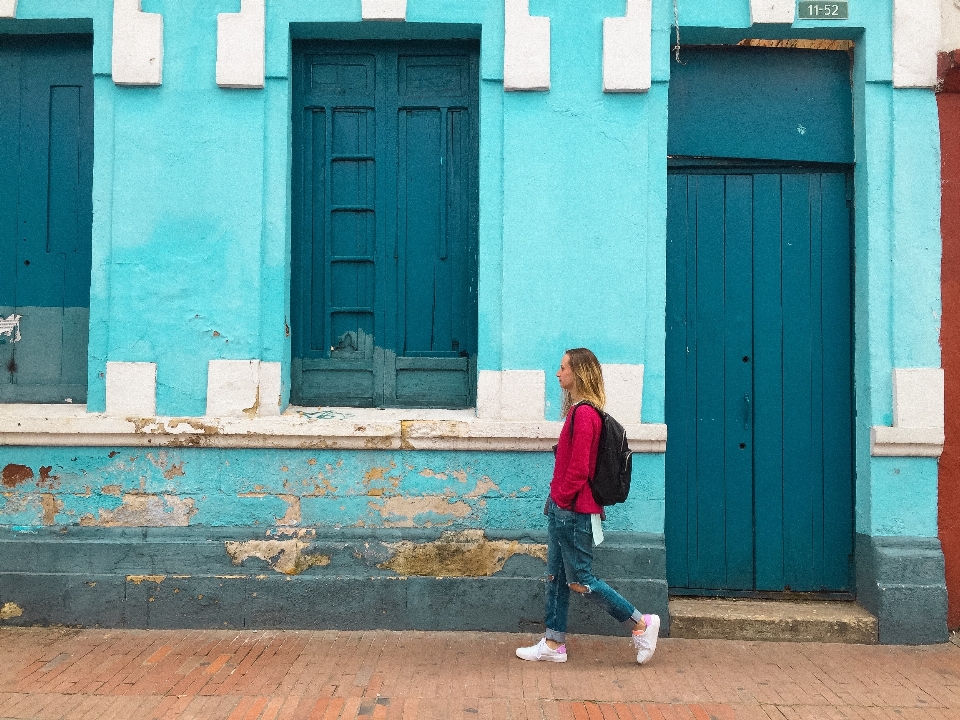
[291,41,479,408]
[0,35,93,403]
[665,167,854,593]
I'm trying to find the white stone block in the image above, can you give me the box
[476,370,546,420]
[603,0,651,93]
[893,368,944,429]
[0,1,17,19]
[362,0,406,21]
[258,361,282,417]
[750,0,795,25]
[217,0,265,89]
[105,361,157,417]
[894,0,940,88]
[941,0,960,53]
[207,360,260,417]
[501,370,546,421]
[601,364,644,423]
[112,0,164,86]
[504,0,550,91]
[476,370,502,419]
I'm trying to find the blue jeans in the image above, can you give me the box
[543,498,642,643]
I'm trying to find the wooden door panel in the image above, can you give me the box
[666,168,853,593]
[0,35,92,403]
[752,174,788,590]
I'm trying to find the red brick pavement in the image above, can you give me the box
[1,628,959,720]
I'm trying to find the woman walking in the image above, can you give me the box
[516,348,661,664]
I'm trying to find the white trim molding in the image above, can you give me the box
[893,0,940,88]
[112,0,164,86]
[0,405,668,453]
[750,0,795,25]
[216,0,265,89]
[362,0,407,22]
[504,0,550,91]
[871,368,945,457]
[602,0,651,93]
[0,1,17,19]
[206,360,282,418]
[105,362,157,417]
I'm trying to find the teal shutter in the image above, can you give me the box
[0,35,93,403]
[292,42,478,408]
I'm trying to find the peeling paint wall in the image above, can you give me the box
[0,448,663,533]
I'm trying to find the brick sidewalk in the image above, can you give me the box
[1,628,959,720]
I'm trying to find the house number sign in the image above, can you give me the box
[798,1,849,19]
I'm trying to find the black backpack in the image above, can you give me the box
[567,402,633,506]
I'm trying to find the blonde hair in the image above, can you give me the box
[560,347,606,417]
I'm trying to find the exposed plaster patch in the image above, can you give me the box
[242,387,260,419]
[276,495,301,526]
[126,575,166,585]
[146,451,186,481]
[40,494,62,525]
[379,530,547,577]
[452,470,468,484]
[364,464,397,483]
[418,468,448,480]
[368,496,472,527]
[224,540,330,575]
[2,464,33,488]
[266,527,315,538]
[0,314,22,342]
[79,494,196,527]
[465,477,500,498]
[0,602,23,620]
[101,484,122,496]
[399,420,415,449]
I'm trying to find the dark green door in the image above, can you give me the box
[665,167,854,592]
[0,35,93,403]
[291,41,479,408]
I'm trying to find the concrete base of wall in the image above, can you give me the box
[0,527,669,635]
[855,534,949,644]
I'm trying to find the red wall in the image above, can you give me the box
[938,52,960,630]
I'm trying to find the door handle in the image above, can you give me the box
[743,394,751,430]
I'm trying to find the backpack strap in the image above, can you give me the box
[568,401,599,440]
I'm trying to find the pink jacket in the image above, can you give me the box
[549,403,603,515]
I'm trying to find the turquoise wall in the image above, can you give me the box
[0,1,945,545]
[0,447,664,533]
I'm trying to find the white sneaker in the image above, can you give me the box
[515,637,567,662]
[632,614,660,664]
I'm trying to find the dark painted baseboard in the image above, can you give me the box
[0,527,669,636]
[855,534,948,644]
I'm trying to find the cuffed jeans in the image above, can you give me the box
[544,498,642,643]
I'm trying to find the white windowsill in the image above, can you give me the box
[870,425,944,458]
[0,405,668,453]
